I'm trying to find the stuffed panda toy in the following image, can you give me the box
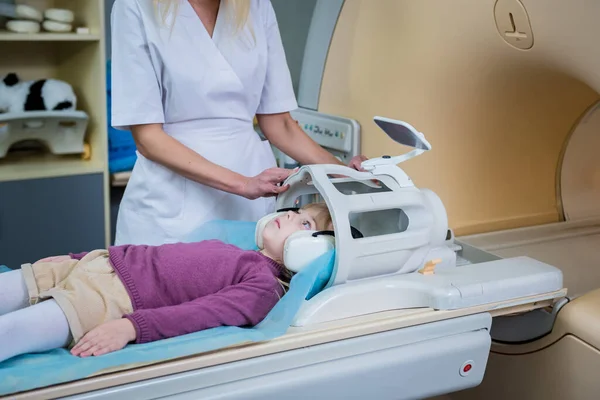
[0,72,77,114]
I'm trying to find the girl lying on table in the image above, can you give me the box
[0,203,333,363]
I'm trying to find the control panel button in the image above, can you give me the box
[459,360,474,377]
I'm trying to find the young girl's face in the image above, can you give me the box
[261,209,318,263]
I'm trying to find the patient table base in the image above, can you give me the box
[59,314,491,400]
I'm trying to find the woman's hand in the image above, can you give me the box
[71,319,137,357]
[348,155,368,171]
[342,155,380,185]
[329,155,370,178]
[241,167,296,200]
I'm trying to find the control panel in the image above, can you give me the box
[289,108,360,157]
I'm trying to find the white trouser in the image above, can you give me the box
[0,270,71,363]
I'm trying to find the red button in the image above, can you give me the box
[460,360,474,377]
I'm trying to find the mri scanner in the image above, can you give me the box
[2,0,600,398]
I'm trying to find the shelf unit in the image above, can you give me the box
[0,0,110,263]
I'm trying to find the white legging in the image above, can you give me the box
[0,270,71,363]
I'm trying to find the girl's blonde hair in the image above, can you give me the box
[300,202,333,232]
[153,0,252,37]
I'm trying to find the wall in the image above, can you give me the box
[318,0,599,236]
[270,0,316,95]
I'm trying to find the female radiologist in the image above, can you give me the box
[110,0,367,246]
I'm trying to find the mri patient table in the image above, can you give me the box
[9,298,558,399]
[1,247,565,400]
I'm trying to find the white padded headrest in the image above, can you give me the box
[255,208,335,273]
[283,230,335,273]
[255,211,284,249]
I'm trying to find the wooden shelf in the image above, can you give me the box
[0,31,101,41]
[0,0,112,247]
[0,152,105,182]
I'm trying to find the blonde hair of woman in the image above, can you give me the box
[153,0,251,35]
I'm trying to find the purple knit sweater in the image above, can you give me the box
[70,240,286,344]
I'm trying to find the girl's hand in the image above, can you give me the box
[71,319,137,357]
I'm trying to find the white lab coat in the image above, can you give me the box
[110,0,298,245]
